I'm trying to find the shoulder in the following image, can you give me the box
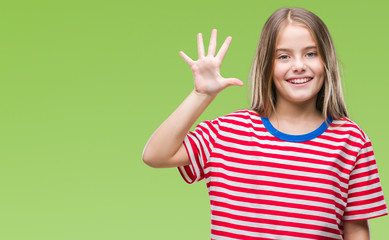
[212,109,261,125]
[330,117,370,143]
[198,109,261,132]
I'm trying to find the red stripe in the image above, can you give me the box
[219,119,364,146]
[348,186,384,198]
[212,210,341,234]
[347,195,385,207]
[209,181,343,211]
[345,204,387,216]
[211,200,339,225]
[179,141,196,183]
[178,110,387,239]
[217,122,364,150]
[206,161,345,191]
[216,121,361,159]
[208,171,346,202]
[307,139,359,156]
[188,136,204,178]
[325,129,364,140]
[317,134,362,148]
[215,136,355,170]
[211,190,343,220]
[350,168,378,180]
[193,124,213,155]
[211,229,276,240]
[218,131,358,160]
[349,176,380,189]
[356,151,375,163]
[211,219,338,240]
[210,154,349,185]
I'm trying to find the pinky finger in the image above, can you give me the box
[179,51,194,66]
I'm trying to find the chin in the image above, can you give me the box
[287,95,317,104]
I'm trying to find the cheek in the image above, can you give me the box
[273,62,289,78]
[312,60,324,76]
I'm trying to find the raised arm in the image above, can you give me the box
[142,29,243,168]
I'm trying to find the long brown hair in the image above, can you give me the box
[249,8,348,120]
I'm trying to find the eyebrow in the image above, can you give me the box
[276,46,317,52]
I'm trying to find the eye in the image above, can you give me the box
[306,52,318,58]
[278,55,289,60]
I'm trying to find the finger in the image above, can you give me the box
[216,36,232,61]
[179,51,194,66]
[224,78,244,87]
[207,29,217,56]
[197,33,205,58]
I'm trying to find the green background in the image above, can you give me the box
[0,0,388,239]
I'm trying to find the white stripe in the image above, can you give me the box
[191,131,211,161]
[211,154,349,189]
[350,166,377,177]
[212,221,341,240]
[347,191,384,203]
[210,186,346,218]
[346,199,387,212]
[213,215,341,239]
[197,121,217,149]
[312,137,362,153]
[184,135,201,182]
[178,111,387,239]
[212,225,283,240]
[214,140,353,179]
[210,177,346,208]
[349,173,379,185]
[211,166,347,197]
[321,131,364,145]
[212,225,306,240]
[212,204,340,230]
[219,121,365,156]
[210,194,337,220]
[178,165,192,183]
[209,177,347,213]
[216,134,358,163]
[348,182,383,194]
[342,209,388,221]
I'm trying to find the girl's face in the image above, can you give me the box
[273,24,324,107]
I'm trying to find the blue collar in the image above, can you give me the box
[261,116,333,142]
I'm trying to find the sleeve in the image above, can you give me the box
[343,137,388,221]
[177,118,220,184]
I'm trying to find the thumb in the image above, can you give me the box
[225,78,244,87]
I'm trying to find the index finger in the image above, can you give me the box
[216,36,232,61]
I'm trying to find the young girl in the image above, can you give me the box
[142,7,387,240]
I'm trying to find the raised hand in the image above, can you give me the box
[179,29,243,97]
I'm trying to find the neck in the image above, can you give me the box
[271,97,323,122]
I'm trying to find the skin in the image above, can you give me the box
[270,23,325,134]
[142,28,370,239]
[142,29,242,168]
[343,220,370,239]
[271,24,370,239]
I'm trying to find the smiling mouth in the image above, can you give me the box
[287,77,313,84]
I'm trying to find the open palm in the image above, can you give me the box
[179,29,243,96]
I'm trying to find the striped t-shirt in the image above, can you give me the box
[178,109,388,240]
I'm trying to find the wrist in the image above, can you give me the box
[192,89,218,100]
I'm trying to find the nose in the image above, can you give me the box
[291,58,306,72]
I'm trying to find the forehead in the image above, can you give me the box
[276,24,317,49]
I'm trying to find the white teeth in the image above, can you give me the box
[290,78,312,84]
